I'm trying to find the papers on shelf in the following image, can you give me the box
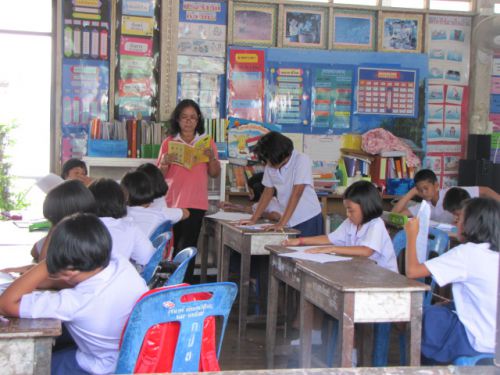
[205,211,253,221]
[280,246,352,263]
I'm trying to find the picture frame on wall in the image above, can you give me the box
[283,7,327,49]
[379,12,423,53]
[332,10,376,50]
[232,4,276,46]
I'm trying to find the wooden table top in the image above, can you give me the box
[0,317,61,338]
[220,221,300,236]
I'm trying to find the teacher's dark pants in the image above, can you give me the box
[173,208,206,283]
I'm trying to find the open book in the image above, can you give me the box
[168,135,211,169]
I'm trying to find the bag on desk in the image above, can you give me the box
[148,260,179,289]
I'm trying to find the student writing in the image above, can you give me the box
[0,213,148,374]
[284,180,398,273]
[241,132,323,237]
[405,197,499,363]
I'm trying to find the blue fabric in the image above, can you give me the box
[421,303,481,363]
[293,212,324,237]
[51,348,90,375]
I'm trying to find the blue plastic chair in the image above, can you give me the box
[165,247,198,286]
[141,233,169,285]
[372,227,449,366]
[115,282,238,374]
[453,353,494,366]
[149,220,173,243]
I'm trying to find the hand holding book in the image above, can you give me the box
[167,135,212,170]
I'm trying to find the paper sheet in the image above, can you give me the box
[235,223,273,230]
[205,211,253,221]
[416,200,431,263]
[429,220,456,232]
[280,247,352,263]
[36,173,64,194]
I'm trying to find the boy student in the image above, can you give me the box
[391,169,499,224]
[0,213,148,374]
[443,186,500,224]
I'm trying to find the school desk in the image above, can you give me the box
[218,222,299,339]
[297,258,429,368]
[0,317,61,374]
[199,216,224,283]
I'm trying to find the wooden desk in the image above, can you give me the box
[0,317,61,374]
[199,217,224,283]
[219,222,299,339]
[297,259,429,368]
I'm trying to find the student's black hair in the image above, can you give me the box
[43,180,96,225]
[61,158,88,179]
[120,171,155,206]
[88,178,127,219]
[443,187,471,213]
[46,213,111,274]
[343,180,383,224]
[136,163,168,199]
[247,172,265,202]
[414,169,438,185]
[168,99,205,136]
[461,198,500,252]
[253,131,293,166]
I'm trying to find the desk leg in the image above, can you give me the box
[408,292,423,366]
[336,293,355,367]
[219,244,230,282]
[200,231,209,283]
[238,248,251,339]
[299,295,313,368]
[266,268,279,368]
[34,337,55,374]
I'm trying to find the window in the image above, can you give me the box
[334,0,377,6]
[430,0,472,12]
[382,0,425,8]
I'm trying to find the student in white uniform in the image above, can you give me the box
[0,213,148,375]
[443,186,500,224]
[392,169,499,224]
[242,132,323,237]
[136,163,169,211]
[405,197,500,363]
[121,171,189,238]
[219,172,282,222]
[284,180,398,273]
[89,178,155,268]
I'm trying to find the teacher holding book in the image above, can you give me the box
[157,99,220,277]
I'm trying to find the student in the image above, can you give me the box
[61,158,93,186]
[443,186,500,224]
[219,172,282,221]
[136,162,168,211]
[242,132,323,237]
[33,180,96,261]
[405,198,500,363]
[392,169,500,224]
[0,213,148,374]
[284,180,398,272]
[121,171,189,238]
[89,178,155,268]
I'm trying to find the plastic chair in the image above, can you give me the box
[141,233,169,285]
[372,227,449,366]
[165,247,198,286]
[453,353,494,366]
[149,220,173,243]
[115,282,238,374]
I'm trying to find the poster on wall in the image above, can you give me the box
[266,64,312,129]
[379,13,423,53]
[332,10,376,51]
[232,4,276,46]
[311,66,354,129]
[356,67,418,117]
[282,7,327,49]
[227,48,266,122]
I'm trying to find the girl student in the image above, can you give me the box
[136,162,169,211]
[405,197,500,363]
[121,170,189,238]
[0,213,148,375]
[219,172,282,222]
[61,158,93,186]
[88,178,156,269]
[283,180,398,273]
[241,131,323,237]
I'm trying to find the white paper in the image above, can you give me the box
[416,200,431,263]
[36,173,64,193]
[235,223,273,230]
[280,248,352,263]
[205,211,253,221]
[429,220,456,232]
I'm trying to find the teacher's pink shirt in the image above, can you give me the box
[157,134,218,211]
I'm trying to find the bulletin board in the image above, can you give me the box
[227,46,428,155]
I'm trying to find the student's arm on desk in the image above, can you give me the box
[283,234,330,246]
[391,187,418,217]
[240,187,274,225]
[404,218,431,279]
[262,210,281,222]
[264,184,304,232]
[305,245,374,257]
[479,186,500,201]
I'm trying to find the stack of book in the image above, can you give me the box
[370,150,415,190]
